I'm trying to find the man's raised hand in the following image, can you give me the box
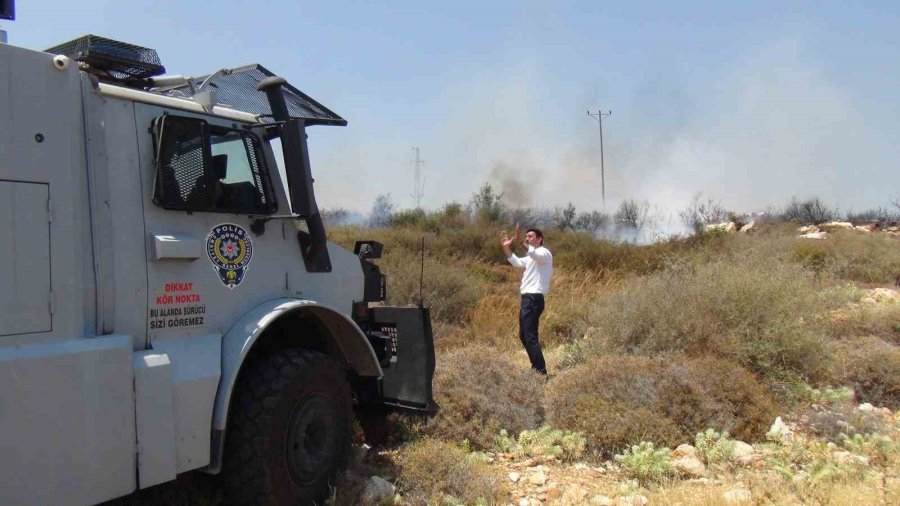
[500,231,514,248]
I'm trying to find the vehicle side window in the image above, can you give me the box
[152,115,277,215]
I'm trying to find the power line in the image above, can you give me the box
[587,109,612,207]
[411,146,426,208]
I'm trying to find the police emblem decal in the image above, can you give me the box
[206,223,253,289]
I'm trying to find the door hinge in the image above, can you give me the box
[47,197,53,223]
[49,290,55,314]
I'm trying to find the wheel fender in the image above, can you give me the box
[206,298,381,473]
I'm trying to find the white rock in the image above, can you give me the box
[672,443,698,458]
[590,494,613,506]
[739,221,756,233]
[866,288,899,303]
[722,488,752,504]
[547,485,562,500]
[832,450,853,465]
[509,471,521,483]
[858,403,875,412]
[361,476,395,505]
[560,485,587,504]
[798,231,829,240]
[798,225,819,233]
[819,221,854,230]
[616,495,649,506]
[674,454,707,477]
[519,498,531,506]
[528,470,547,486]
[767,416,794,442]
[731,441,754,465]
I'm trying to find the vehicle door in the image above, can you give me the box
[134,105,288,473]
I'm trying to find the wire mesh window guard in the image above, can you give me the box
[152,115,276,215]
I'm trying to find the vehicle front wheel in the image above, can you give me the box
[222,348,353,506]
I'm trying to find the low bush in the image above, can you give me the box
[544,355,778,456]
[398,438,506,505]
[806,404,890,444]
[427,345,544,449]
[829,336,900,409]
[494,426,586,462]
[579,258,832,384]
[841,433,897,466]
[792,230,900,284]
[694,429,736,467]
[828,301,900,345]
[613,441,673,486]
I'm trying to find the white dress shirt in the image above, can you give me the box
[507,245,553,295]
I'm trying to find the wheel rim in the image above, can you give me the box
[286,394,334,485]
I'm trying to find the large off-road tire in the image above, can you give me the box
[222,349,353,506]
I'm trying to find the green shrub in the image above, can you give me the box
[791,383,855,405]
[494,426,586,462]
[390,208,428,227]
[544,355,777,456]
[841,433,897,465]
[580,258,832,383]
[830,336,900,409]
[398,438,506,505]
[694,429,735,466]
[614,442,673,486]
[427,345,544,449]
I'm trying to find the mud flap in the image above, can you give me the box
[369,306,437,414]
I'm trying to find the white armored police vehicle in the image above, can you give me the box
[0,6,435,505]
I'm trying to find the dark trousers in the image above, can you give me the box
[519,293,547,374]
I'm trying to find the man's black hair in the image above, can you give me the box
[526,228,543,245]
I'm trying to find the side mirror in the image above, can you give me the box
[354,241,383,259]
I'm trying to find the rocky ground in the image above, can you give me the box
[351,403,899,505]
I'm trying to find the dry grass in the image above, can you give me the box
[398,438,507,505]
[326,220,900,503]
[791,229,900,284]
[437,268,614,352]
[574,257,834,385]
[427,344,545,449]
[544,355,777,456]
[830,336,900,409]
[828,299,900,345]
[645,473,899,506]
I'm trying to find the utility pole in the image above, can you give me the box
[411,146,426,209]
[587,109,612,207]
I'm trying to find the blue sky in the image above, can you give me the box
[7,1,900,215]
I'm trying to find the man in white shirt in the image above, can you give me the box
[500,224,553,375]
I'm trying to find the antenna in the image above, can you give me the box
[418,237,425,308]
[411,146,426,209]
